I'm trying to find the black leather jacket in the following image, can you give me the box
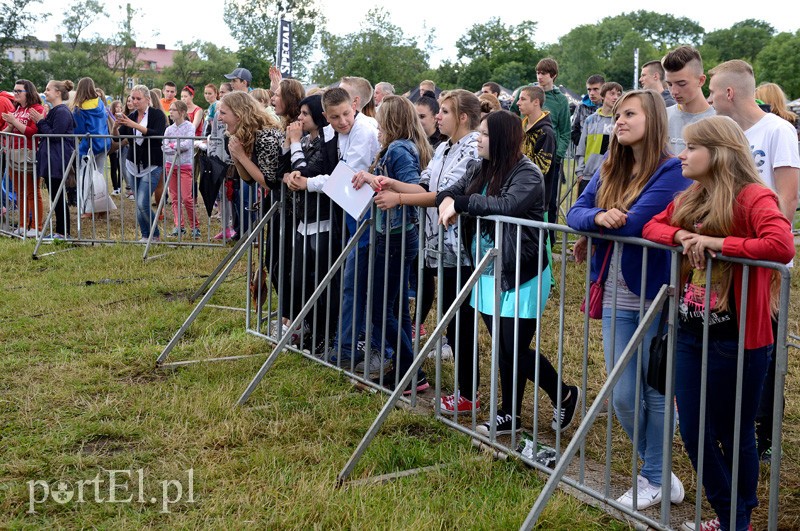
[437,156,548,292]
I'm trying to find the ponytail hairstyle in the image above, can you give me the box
[49,79,74,101]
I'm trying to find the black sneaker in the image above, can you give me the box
[379,370,430,396]
[476,412,522,436]
[552,385,581,431]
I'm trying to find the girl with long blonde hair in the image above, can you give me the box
[350,95,432,392]
[755,82,798,126]
[643,116,795,531]
[567,89,692,510]
[217,91,283,190]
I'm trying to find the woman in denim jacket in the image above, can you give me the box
[353,95,432,393]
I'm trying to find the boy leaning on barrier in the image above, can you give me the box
[284,87,380,365]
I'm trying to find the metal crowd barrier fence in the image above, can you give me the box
[1,130,258,259]
[155,185,793,530]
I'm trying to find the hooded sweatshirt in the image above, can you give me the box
[73,97,112,158]
[571,94,599,146]
[575,108,614,181]
[0,92,15,130]
[521,111,556,177]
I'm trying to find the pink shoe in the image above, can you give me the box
[213,228,237,240]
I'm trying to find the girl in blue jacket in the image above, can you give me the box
[352,95,432,393]
[567,89,691,511]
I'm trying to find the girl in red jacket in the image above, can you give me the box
[2,79,45,236]
[643,116,795,531]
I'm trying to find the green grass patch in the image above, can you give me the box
[0,239,627,529]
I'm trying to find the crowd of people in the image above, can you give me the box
[2,45,799,531]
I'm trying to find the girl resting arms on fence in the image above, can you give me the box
[365,89,482,411]
[642,115,795,531]
[436,109,580,436]
[566,89,692,511]
[352,94,432,393]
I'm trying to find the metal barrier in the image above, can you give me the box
[155,184,793,531]
[1,130,250,259]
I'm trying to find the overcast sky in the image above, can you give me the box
[30,1,799,69]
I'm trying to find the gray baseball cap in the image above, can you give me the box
[224,68,252,83]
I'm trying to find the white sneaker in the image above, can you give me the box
[617,473,685,510]
[25,228,41,238]
[616,475,662,510]
[670,471,685,504]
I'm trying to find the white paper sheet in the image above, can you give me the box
[321,161,374,220]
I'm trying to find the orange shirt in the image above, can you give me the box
[160,97,176,113]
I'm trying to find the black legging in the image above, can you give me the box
[45,177,70,236]
[418,265,478,399]
[480,312,568,417]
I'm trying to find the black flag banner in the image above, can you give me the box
[277,19,293,78]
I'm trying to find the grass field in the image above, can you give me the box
[1,231,799,530]
[0,237,632,529]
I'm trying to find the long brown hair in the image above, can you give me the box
[371,95,432,171]
[596,90,670,211]
[669,116,772,311]
[73,77,98,109]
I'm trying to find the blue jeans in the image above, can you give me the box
[369,228,418,376]
[333,244,370,360]
[602,307,672,487]
[233,180,257,236]
[675,332,770,531]
[134,166,162,239]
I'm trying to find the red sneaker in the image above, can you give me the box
[440,393,480,412]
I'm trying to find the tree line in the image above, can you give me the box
[3,0,799,103]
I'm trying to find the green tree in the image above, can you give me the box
[224,0,324,81]
[453,18,542,91]
[552,11,703,93]
[624,10,704,50]
[312,8,429,91]
[14,0,116,93]
[702,19,775,65]
[551,25,604,90]
[0,0,46,81]
[755,30,800,99]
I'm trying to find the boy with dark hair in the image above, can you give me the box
[575,82,622,196]
[285,86,380,366]
[571,74,606,146]
[662,45,715,155]
[535,57,570,229]
[481,82,501,97]
[224,67,252,92]
[518,86,556,189]
[161,82,177,116]
[640,60,675,107]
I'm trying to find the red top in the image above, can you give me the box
[188,107,203,137]
[6,103,45,150]
[643,183,795,349]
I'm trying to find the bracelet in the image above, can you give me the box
[398,193,403,206]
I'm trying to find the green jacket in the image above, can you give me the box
[542,87,570,159]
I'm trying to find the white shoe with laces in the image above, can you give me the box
[617,472,684,510]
